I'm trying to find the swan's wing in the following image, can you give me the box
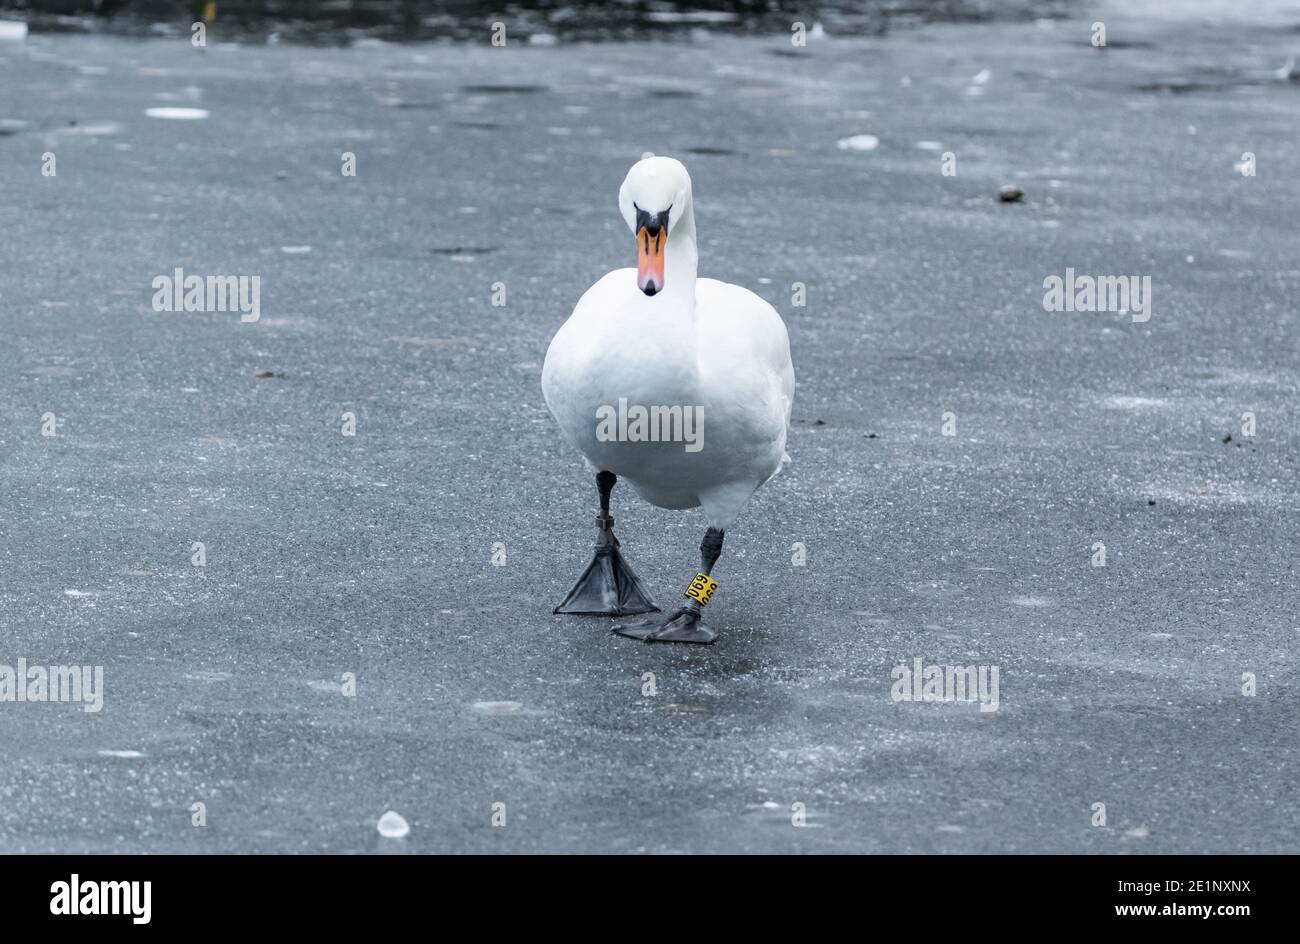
[695,278,794,411]
[694,278,796,479]
[542,268,635,419]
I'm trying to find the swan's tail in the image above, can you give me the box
[761,451,792,487]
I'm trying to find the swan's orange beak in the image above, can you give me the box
[635,207,670,296]
[637,227,666,296]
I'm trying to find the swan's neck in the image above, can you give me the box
[663,204,698,308]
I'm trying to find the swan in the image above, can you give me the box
[541,155,795,644]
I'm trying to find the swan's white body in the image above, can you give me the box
[542,157,794,530]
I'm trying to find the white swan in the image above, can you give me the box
[542,156,795,644]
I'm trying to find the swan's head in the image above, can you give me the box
[618,156,692,296]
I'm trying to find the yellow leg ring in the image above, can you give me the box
[683,573,718,606]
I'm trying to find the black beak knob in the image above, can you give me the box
[636,207,670,237]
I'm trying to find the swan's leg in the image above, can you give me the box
[611,528,723,645]
[553,471,659,616]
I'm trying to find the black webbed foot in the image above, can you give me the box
[554,531,658,616]
[611,605,715,645]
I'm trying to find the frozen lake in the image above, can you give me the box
[1,0,1298,852]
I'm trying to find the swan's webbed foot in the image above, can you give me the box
[554,471,658,616]
[611,605,716,645]
[612,528,725,645]
[554,529,658,616]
